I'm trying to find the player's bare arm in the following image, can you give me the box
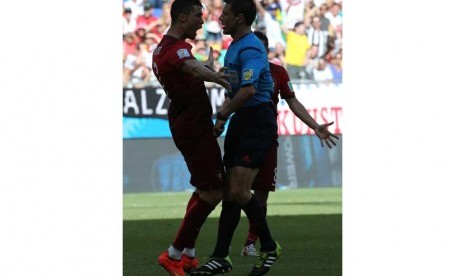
[286,97,339,148]
[182,59,231,91]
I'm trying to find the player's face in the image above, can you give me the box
[185,5,204,40]
[219,3,237,35]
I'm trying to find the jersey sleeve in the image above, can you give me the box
[238,47,266,86]
[165,42,195,70]
[275,65,296,99]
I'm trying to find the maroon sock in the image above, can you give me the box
[245,204,267,246]
[172,195,214,250]
[186,192,199,212]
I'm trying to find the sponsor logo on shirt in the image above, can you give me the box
[242,69,253,81]
[177,48,190,59]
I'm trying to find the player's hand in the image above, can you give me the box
[213,118,226,137]
[216,74,231,91]
[216,67,231,91]
[314,121,339,148]
[219,67,228,74]
[206,47,215,69]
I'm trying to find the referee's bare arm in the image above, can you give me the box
[217,84,255,119]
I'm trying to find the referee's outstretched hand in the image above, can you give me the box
[315,121,339,148]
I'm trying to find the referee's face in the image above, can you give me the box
[219,3,237,36]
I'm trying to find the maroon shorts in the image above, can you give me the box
[172,131,225,191]
[251,141,278,192]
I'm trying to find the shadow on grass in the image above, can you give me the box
[124,214,342,276]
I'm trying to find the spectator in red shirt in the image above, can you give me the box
[133,24,147,44]
[136,2,159,35]
[123,33,138,61]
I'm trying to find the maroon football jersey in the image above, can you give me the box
[269,62,296,109]
[152,35,213,137]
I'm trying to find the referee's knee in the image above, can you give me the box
[229,188,252,206]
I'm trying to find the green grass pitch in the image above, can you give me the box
[123,187,342,275]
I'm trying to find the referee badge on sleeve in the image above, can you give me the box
[242,69,253,81]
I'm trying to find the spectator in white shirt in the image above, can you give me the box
[312,59,333,84]
[280,0,305,30]
[307,16,330,58]
[123,8,137,35]
[255,0,286,49]
[124,0,144,20]
[325,3,342,33]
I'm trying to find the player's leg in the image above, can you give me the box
[224,165,281,276]
[159,191,223,275]
[236,102,281,276]
[199,140,278,274]
[212,165,260,256]
[189,169,237,276]
[226,166,275,251]
[158,132,224,275]
[242,189,269,256]
[177,188,223,273]
[242,142,277,256]
[190,115,246,276]
[190,166,261,276]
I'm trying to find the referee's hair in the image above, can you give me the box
[224,0,257,26]
[253,30,269,50]
[170,0,203,25]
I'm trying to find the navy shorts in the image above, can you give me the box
[172,131,225,191]
[223,102,278,169]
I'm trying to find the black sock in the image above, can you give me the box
[212,201,241,258]
[241,195,276,252]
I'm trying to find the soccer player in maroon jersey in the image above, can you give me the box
[151,0,231,275]
[240,30,340,257]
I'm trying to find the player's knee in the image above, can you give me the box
[199,189,222,206]
[228,188,251,205]
[254,191,269,206]
[226,185,243,202]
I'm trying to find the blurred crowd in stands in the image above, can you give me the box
[123,0,343,88]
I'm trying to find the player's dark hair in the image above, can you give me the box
[170,0,203,24]
[253,30,268,50]
[223,0,257,26]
